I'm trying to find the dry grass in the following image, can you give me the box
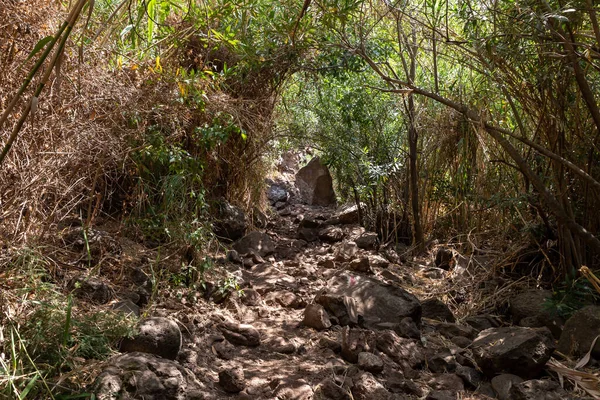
[0,1,280,249]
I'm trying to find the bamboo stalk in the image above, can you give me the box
[0,0,89,167]
[0,21,69,130]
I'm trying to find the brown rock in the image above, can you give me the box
[218,321,261,347]
[233,231,275,257]
[348,257,372,273]
[219,367,245,393]
[357,352,384,373]
[352,372,392,400]
[427,374,464,391]
[295,157,336,206]
[303,303,332,330]
[341,327,377,363]
[376,330,424,369]
[324,272,421,329]
[472,327,555,379]
[558,305,600,357]
[119,317,182,360]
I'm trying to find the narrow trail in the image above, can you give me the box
[91,166,582,400]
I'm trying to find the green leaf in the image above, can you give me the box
[120,25,134,39]
[26,36,54,63]
[20,374,39,399]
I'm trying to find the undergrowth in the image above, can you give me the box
[0,247,137,399]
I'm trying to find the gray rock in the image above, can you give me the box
[348,257,372,273]
[558,305,600,358]
[433,322,477,340]
[303,303,332,330]
[510,379,574,400]
[319,226,345,242]
[352,372,392,400]
[213,200,247,241]
[368,255,390,269]
[315,293,359,326]
[510,290,563,338]
[357,352,384,373]
[426,390,457,400]
[472,326,555,378]
[272,378,314,400]
[422,298,455,322]
[428,350,457,373]
[94,352,203,400]
[333,204,362,225]
[491,374,524,400]
[219,367,245,393]
[324,272,421,329]
[341,327,377,363]
[232,231,275,257]
[455,365,482,389]
[295,157,336,206]
[68,276,112,304]
[376,330,424,369]
[355,232,379,250]
[435,247,454,270]
[112,299,140,317]
[218,321,261,347]
[267,184,289,205]
[316,377,353,399]
[464,314,501,332]
[334,241,359,261]
[120,317,182,360]
[427,373,464,391]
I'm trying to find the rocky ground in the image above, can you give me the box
[62,157,599,400]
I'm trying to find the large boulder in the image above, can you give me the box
[295,157,336,206]
[212,200,247,241]
[471,326,555,379]
[94,352,204,400]
[322,272,421,329]
[120,317,182,360]
[558,305,600,357]
[232,231,275,257]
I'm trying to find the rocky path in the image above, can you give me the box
[88,191,590,400]
[84,158,595,399]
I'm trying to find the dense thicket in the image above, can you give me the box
[280,0,600,280]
